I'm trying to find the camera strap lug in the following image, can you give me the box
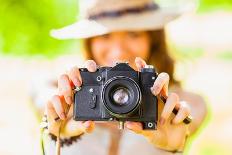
[118,121,124,130]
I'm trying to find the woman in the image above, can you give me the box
[42,0,207,154]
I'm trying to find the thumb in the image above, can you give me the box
[125,121,143,134]
[62,120,95,137]
[85,60,97,72]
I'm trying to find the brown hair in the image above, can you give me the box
[82,29,179,86]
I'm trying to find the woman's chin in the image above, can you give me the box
[107,59,134,66]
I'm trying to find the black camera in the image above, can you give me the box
[73,62,158,130]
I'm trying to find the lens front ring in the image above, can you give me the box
[101,76,141,118]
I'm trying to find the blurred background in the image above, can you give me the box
[0,0,232,154]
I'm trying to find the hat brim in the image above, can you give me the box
[50,9,181,40]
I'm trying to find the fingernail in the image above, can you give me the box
[60,112,66,120]
[150,87,155,93]
[92,64,97,71]
[73,78,80,86]
[159,117,165,125]
[66,96,73,104]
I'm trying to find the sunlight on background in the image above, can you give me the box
[0,0,232,155]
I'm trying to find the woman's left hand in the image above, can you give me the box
[125,57,191,151]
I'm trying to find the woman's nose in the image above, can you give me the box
[109,41,127,58]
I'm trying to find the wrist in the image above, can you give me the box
[41,114,85,147]
[157,147,184,154]
[146,132,188,153]
[48,132,84,147]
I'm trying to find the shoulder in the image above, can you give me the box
[171,86,206,107]
[179,90,205,107]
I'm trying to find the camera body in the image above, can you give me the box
[73,62,158,129]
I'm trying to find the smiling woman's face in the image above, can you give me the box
[90,31,151,69]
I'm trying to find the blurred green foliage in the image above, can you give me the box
[216,51,232,61]
[0,0,78,58]
[0,0,231,58]
[198,0,232,12]
[170,45,205,61]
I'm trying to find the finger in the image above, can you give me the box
[63,120,95,136]
[58,74,73,105]
[68,66,82,87]
[50,95,66,120]
[125,121,143,134]
[172,101,190,124]
[160,93,179,125]
[46,100,62,136]
[46,100,59,122]
[85,60,97,72]
[66,104,74,119]
[135,57,147,71]
[151,72,169,97]
[82,121,95,133]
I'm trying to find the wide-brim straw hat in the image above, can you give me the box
[51,0,196,40]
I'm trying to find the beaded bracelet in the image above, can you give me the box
[49,132,84,147]
[40,114,84,148]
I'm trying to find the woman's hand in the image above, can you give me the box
[45,60,98,137]
[125,57,191,151]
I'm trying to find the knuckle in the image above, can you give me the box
[182,106,190,115]
[58,79,72,94]
[60,74,69,81]
[160,72,169,79]
[169,92,179,102]
[70,66,79,75]
[186,106,191,114]
[154,83,162,90]
[156,75,165,84]
[62,88,71,96]
[46,101,52,110]
[158,73,170,84]
[52,95,60,101]
[172,117,178,123]
[180,101,190,114]
[161,111,168,118]
[161,106,170,117]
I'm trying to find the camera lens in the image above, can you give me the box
[102,76,141,117]
[112,88,129,106]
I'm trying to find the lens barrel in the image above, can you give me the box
[102,76,141,117]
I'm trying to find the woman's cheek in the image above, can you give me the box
[91,42,108,64]
[128,40,150,60]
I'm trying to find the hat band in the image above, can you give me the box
[88,2,159,20]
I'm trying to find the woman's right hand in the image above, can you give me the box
[45,60,97,137]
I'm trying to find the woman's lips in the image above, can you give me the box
[107,58,135,66]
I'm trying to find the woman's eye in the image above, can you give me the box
[101,34,110,39]
[127,32,141,38]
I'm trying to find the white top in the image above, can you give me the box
[44,126,182,155]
